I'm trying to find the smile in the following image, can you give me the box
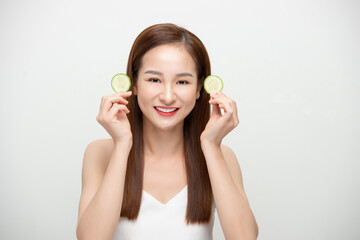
[154,106,179,116]
[154,106,178,112]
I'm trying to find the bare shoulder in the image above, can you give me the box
[220,144,237,161]
[83,138,114,170]
[85,138,114,156]
[77,138,114,223]
[220,144,245,192]
[86,138,114,152]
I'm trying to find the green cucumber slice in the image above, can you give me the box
[204,75,223,94]
[111,73,131,93]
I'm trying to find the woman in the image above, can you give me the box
[76,23,258,240]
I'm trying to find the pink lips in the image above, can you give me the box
[154,106,179,116]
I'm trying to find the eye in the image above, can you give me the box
[149,78,160,83]
[177,80,188,85]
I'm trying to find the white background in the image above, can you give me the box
[1,0,359,239]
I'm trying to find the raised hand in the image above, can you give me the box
[96,91,133,144]
[200,91,239,146]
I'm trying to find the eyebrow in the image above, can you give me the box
[144,70,194,78]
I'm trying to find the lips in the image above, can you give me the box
[154,106,178,112]
[154,106,179,116]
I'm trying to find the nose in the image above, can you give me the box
[159,83,176,105]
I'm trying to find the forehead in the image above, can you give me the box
[140,44,197,74]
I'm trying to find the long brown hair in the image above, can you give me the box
[121,23,212,224]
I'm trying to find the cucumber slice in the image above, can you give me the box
[204,75,223,94]
[111,73,131,93]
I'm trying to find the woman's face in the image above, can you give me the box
[134,43,200,131]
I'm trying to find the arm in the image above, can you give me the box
[76,139,131,240]
[201,142,258,240]
[201,91,258,239]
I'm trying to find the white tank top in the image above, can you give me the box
[113,185,215,240]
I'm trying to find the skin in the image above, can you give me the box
[76,43,258,240]
[133,44,201,201]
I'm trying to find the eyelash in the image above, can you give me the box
[149,78,160,83]
[177,80,188,85]
[148,78,189,85]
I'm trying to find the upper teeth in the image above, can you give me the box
[155,107,178,112]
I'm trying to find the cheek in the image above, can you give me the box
[136,87,152,110]
[178,89,197,107]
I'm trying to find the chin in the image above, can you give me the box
[154,121,184,131]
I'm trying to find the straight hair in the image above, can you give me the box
[121,23,212,224]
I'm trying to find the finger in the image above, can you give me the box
[211,98,234,120]
[218,102,232,115]
[232,101,239,122]
[217,91,226,97]
[109,103,130,117]
[110,95,129,105]
[101,91,132,105]
[209,96,231,110]
[210,93,235,109]
[116,90,132,99]
[220,99,239,126]
[211,102,222,116]
[103,94,131,112]
[208,95,221,115]
[211,92,240,126]
[101,90,132,101]
[210,91,225,98]
[214,92,233,104]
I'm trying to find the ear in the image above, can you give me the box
[133,85,137,95]
[196,86,201,99]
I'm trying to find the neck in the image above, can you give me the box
[142,118,185,162]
